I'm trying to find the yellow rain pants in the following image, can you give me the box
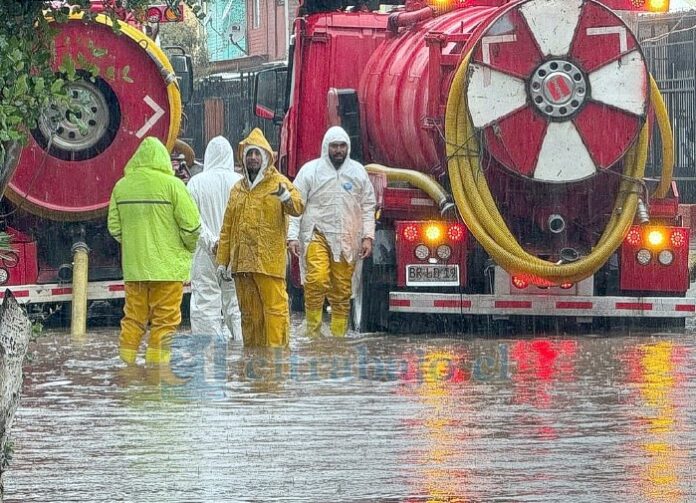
[119,281,184,365]
[234,272,290,347]
[304,233,355,337]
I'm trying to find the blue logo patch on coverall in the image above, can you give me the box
[342,181,353,192]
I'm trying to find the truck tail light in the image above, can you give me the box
[647,229,666,247]
[646,0,669,12]
[414,244,430,260]
[403,224,419,242]
[658,250,674,265]
[636,249,652,265]
[512,276,528,289]
[436,244,452,260]
[625,227,641,246]
[671,229,688,248]
[424,223,443,243]
[447,223,465,242]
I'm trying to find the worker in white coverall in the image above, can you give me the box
[187,136,243,341]
[287,126,376,337]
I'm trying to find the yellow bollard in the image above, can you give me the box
[70,242,90,338]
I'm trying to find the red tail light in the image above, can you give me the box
[626,227,641,246]
[671,229,688,248]
[512,276,528,289]
[447,223,465,242]
[403,224,419,242]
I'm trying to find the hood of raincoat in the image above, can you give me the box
[238,128,275,186]
[321,126,351,169]
[203,136,235,172]
[124,137,173,176]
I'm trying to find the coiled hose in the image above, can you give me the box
[444,50,671,284]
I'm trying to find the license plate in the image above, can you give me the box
[406,264,459,286]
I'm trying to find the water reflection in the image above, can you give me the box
[627,341,689,502]
[509,339,578,439]
[6,327,696,502]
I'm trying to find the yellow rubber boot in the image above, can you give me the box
[330,315,349,337]
[145,347,172,365]
[305,309,323,337]
[119,347,138,366]
[145,364,187,387]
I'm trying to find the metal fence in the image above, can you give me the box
[638,12,696,202]
[180,71,280,164]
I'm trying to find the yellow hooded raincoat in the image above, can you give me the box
[216,129,304,347]
[216,128,303,278]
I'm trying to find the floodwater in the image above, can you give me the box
[5,314,696,502]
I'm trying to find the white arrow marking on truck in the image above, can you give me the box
[586,26,628,53]
[481,35,517,86]
[481,34,517,65]
[135,95,165,139]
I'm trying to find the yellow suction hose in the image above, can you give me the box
[365,163,454,213]
[444,50,670,284]
[651,76,675,199]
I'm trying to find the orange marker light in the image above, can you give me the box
[424,224,443,243]
[647,0,669,12]
[647,229,666,247]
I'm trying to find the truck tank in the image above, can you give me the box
[355,0,658,281]
[277,0,688,331]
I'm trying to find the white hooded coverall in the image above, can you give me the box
[288,126,376,334]
[187,136,243,340]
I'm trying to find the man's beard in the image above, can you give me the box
[247,166,260,182]
[329,154,346,168]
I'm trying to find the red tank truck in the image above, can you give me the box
[0,2,194,323]
[255,0,692,332]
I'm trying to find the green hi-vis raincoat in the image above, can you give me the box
[108,137,201,282]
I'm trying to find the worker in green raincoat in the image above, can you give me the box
[108,137,200,367]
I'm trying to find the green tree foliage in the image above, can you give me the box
[0,0,205,161]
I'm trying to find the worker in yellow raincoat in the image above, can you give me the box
[216,128,304,347]
[108,137,200,367]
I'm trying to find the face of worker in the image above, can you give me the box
[245,148,263,176]
[328,141,348,169]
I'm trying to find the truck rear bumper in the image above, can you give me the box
[389,291,696,318]
[1,281,191,304]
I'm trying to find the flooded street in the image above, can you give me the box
[5,315,696,502]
